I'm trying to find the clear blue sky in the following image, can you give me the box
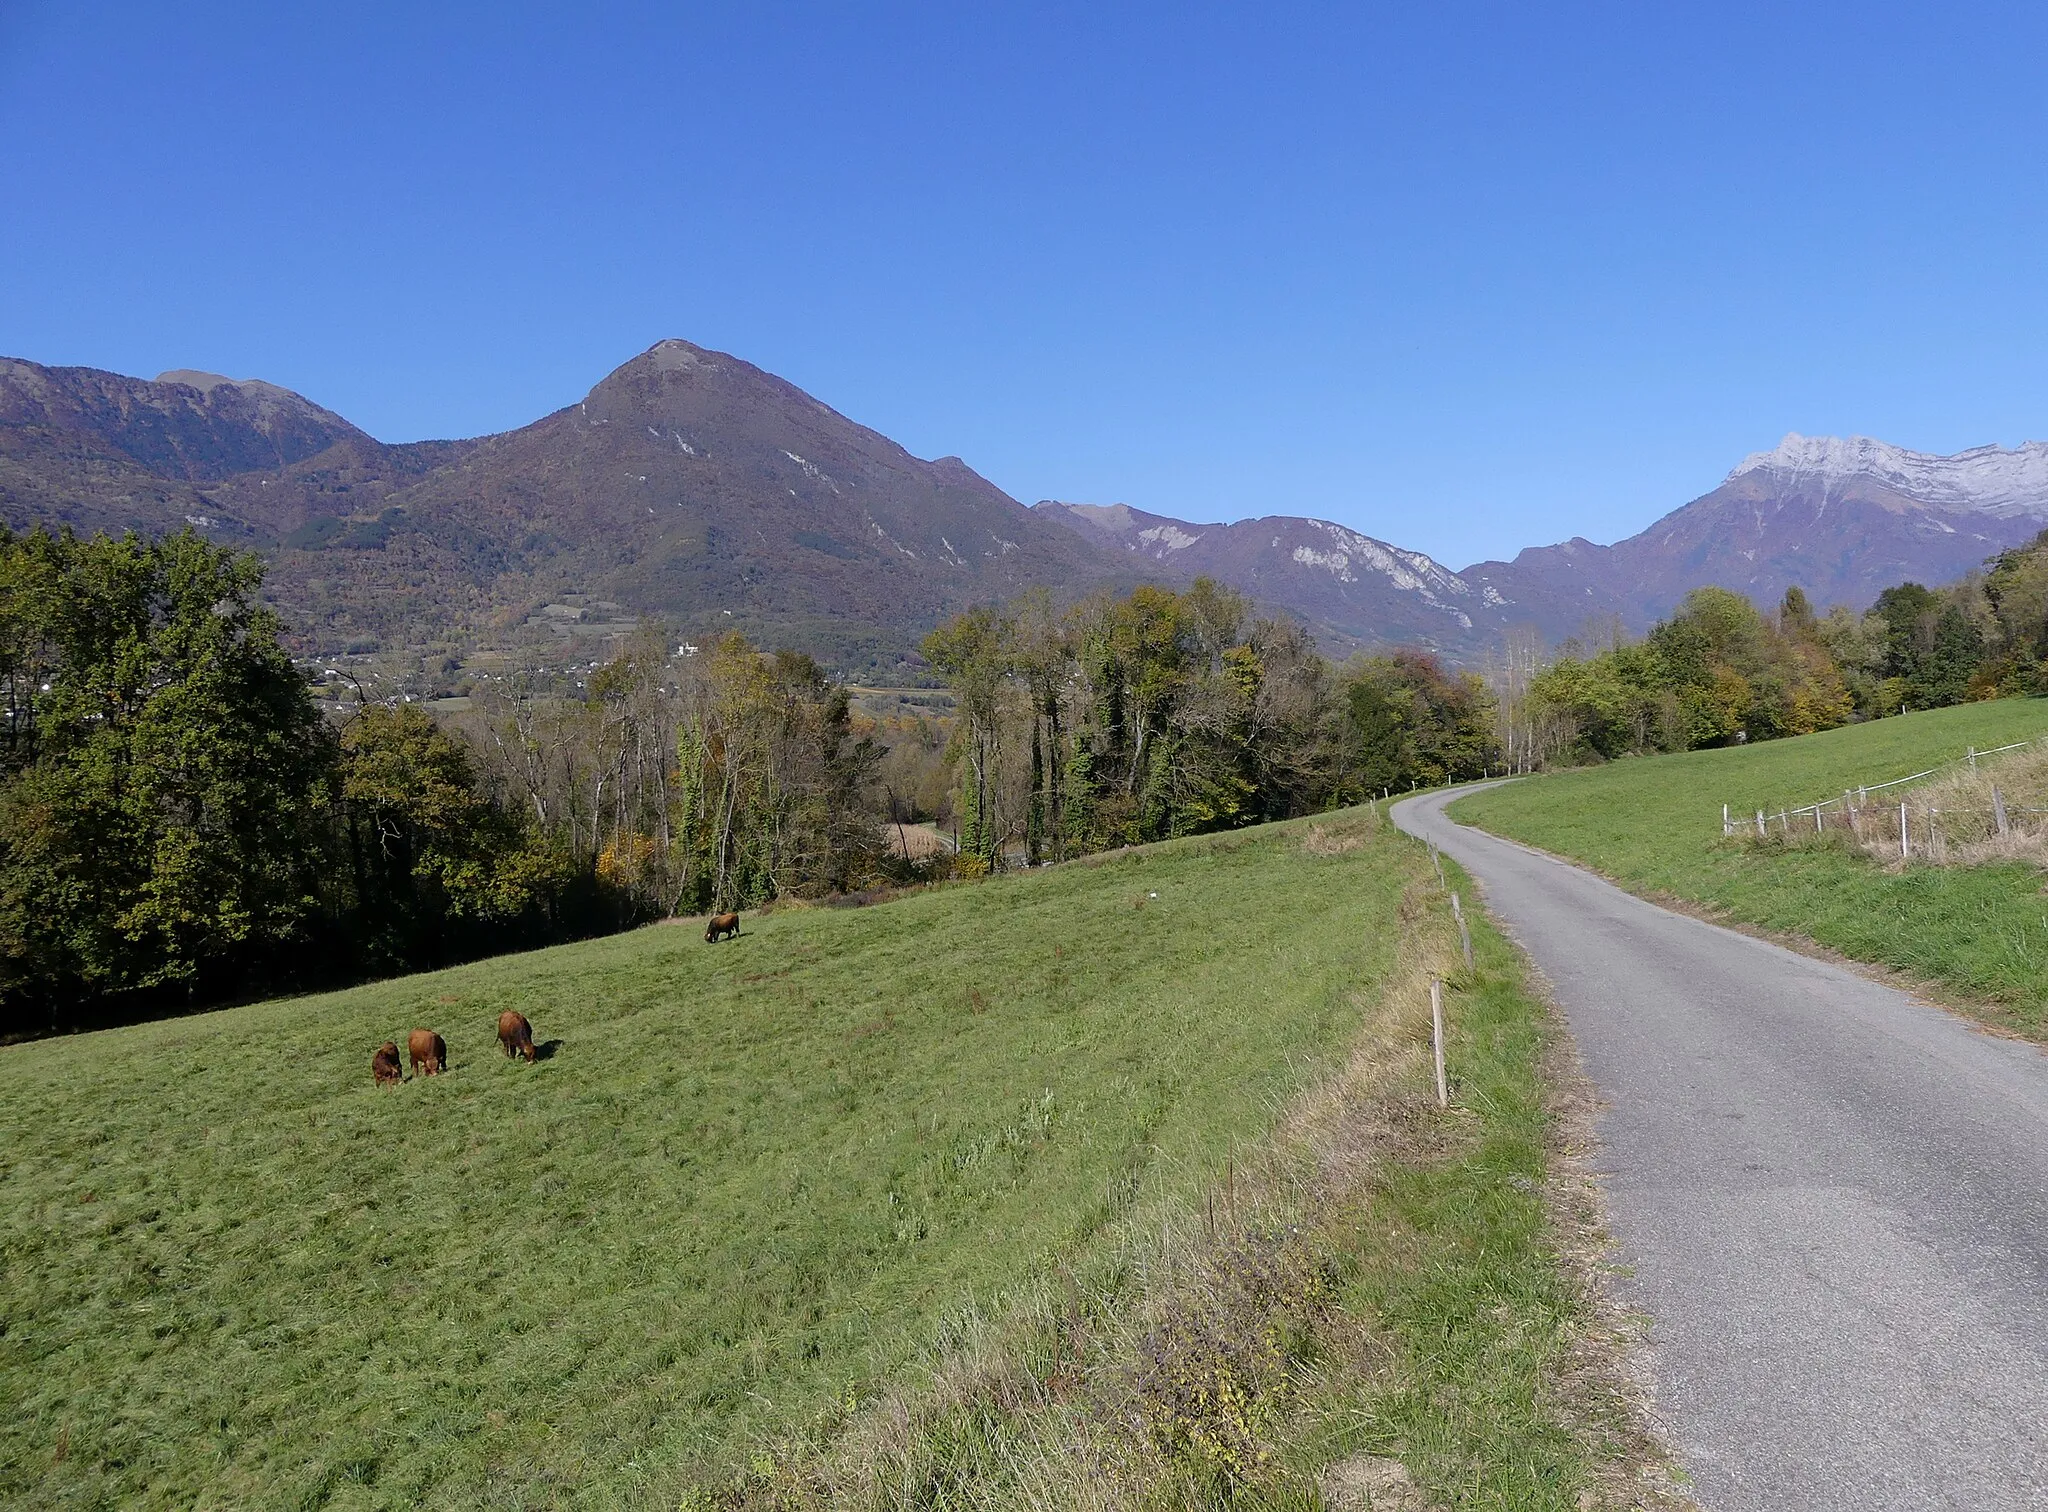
[5,2,2047,568]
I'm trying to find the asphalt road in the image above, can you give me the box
[1394,785,2048,1512]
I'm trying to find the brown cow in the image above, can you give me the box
[407,1028,447,1077]
[497,1010,537,1062]
[705,912,741,943]
[371,1041,403,1087]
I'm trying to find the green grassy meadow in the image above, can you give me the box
[0,810,1634,1510]
[1451,698,2048,1037]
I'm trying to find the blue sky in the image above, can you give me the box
[4,2,2047,567]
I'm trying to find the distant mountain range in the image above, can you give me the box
[1039,434,2048,656]
[5,343,2045,670]
[1460,433,2048,636]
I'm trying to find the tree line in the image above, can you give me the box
[12,520,2046,1036]
[0,529,883,1037]
[918,582,1496,867]
[1507,528,2048,767]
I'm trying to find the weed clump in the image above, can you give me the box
[1124,1227,1336,1484]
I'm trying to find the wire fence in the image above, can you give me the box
[1720,736,2048,859]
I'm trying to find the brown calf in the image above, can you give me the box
[371,1041,403,1087]
[497,1010,537,1062]
[407,1028,447,1077]
[705,912,741,943]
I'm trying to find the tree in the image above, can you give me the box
[673,633,881,909]
[1872,583,1941,694]
[1867,581,1988,710]
[922,607,1013,868]
[339,705,573,972]
[1340,651,1497,790]
[1815,605,1894,717]
[1778,585,1817,640]
[0,529,335,1027]
[1913,603,1984,708]
[1977,530,2048,693]
[1008,589,1075,863]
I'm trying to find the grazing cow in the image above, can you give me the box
[497,1009,537,1062]
[371,1041,403,1087]
[407,1028,447,1077]
[705,912,741,943]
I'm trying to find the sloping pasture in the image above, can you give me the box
[3,813,1417,1507]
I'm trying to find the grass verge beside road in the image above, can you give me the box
[1449,699,2048,1041]
[3,808,1665,1509]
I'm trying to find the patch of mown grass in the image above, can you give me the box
[1450,699,2048,1039]
[1,812,1399,1508]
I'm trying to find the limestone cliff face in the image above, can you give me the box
[1726,433,2048,519]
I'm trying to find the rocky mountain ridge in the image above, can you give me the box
[1031,500,1515,653]
[1727,432,2048,517]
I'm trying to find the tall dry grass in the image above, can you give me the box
[1757,741,2048,869]
[1893,742,2048,867]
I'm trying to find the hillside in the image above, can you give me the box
[0,359,472,546]
[1448,698,2048,1038]
[0,812,1647,1509]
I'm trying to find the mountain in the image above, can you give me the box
[0,359,474,546]
[9,343,2047,670]
[0,345,1131,671]
[314,339,1128,665]
[1031,500,1517,655]
[1036,433,2048,656]
[1465,434,2048,633]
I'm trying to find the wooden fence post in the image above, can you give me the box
[1994,786,2011,837]
[1452,891,1474,972]
[1755,809,1766,837]
[1431,977,1448,1109]
[1900,801,1910,859]
[1723,803,1731,837]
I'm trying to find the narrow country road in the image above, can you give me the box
[1395,786,2048,1512]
